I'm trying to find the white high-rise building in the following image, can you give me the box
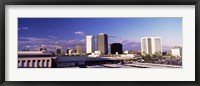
[86,35,95,53]
[171,46,182,57]
[141,37,162,55]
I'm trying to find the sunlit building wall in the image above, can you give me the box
[141,37,162,55]
[171,46,182,57]
[86,35,95,54]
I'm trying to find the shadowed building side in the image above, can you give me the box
[111,43,123,54]
[56,47,62,56]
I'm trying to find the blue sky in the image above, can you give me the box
[18,18,182,52]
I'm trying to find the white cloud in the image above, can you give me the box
[108,34,124,43]
[26,45,31,48]
[18,27,29,30]
[49,36,57,39]
[75,31,85,36]
[18,37,86,52]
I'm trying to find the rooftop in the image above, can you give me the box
[18,51,52,57]
[18,51,43,54]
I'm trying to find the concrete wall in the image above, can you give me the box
[18,57,53,68]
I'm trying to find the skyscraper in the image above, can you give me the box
[97,33,108,54]
[76,44,83,54]
[111,43,123,54]
[86,35,95,54]
[141,37,162,55]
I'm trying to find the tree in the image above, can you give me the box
[141,54,151,62]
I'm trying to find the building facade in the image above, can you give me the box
[111,43,123,54]
[18,51,56,68]
[97,33,108,54]
[76,44,83,54]
[141,37,162,55]
[86,35,95,54]
[68,49,76,55]
[171,46,182,57]
[56,48,62,56]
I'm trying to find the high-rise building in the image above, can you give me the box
[141,37,162,55]
[97,33,108,54]
[171,46,182,57]
[56,47,62,56]
[86,35,95,54]
[76,44,83,54]
[111,43,123,54]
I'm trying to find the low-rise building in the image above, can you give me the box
[171,46,182,57]
[18,51,56,68]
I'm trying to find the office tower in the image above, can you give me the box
[86,35,95,54]
[76,44,83,54]
[97,33,108,54]
[141,37,162,55]
[171,46,182,57]
[56,47,62,56]
[111,43,123,54]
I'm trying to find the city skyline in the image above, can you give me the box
[18,18,182,52]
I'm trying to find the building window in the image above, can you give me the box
[22,60,25,68]
[47,60,49,67]
[27,60,31,68]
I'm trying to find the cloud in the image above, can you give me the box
[19,37,50,42]
[26,45,31,48]
[18,37,86,52]
[49,36,57,39]
[108,35,124,43]
[121,40,141,50]
[75,31,85,36]
[107,34,141,51]
[108,34,118,38]
[18,27,29,30]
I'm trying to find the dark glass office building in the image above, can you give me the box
[111,43,123,54]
